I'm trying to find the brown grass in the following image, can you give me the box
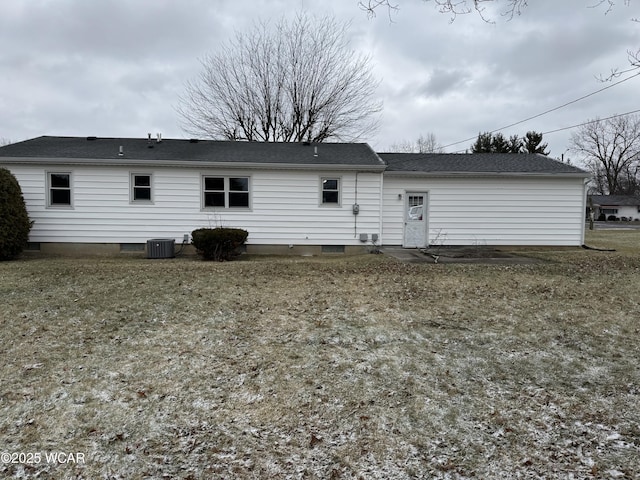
[1,230,639,479]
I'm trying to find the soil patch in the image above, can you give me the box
[383,246,547,264]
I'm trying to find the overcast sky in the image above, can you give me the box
[1,0,638,160]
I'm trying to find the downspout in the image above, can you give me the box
[379,168,384,247]
[581,178,589,246]
[354,171,359,238]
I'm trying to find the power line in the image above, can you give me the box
[441,70,640,150]
[541,108,640,135]
[450,109,640,153]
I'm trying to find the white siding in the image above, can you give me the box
[383,175,587,246]
[7,165,382,245]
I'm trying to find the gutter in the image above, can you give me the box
[384,170,591,179]
[0,157,387,173]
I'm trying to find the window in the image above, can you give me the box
[602,208,618,215]
[229,177,250,207]
[321,178,340,205]
[203,176,250,209]
[131,174,152,202]
[407,195,424,221]
[48,172,72,207]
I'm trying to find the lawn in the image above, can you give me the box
[1,230,639,479]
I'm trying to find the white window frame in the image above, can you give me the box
[201,175,251,210]
[46,171,73,208]
[320,177,341,207]
[130,173,153,204]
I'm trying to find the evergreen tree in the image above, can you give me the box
[471,132,494,153]
[0,168,32,259]
[491,133,509,153]
[507,134,523,153]
[523,131,550,155]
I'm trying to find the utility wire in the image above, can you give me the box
[541,108,640,135]
[442,71,640,150]
[449,109,640,153]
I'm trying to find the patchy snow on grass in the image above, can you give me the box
[1,232,640,478]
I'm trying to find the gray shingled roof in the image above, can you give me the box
[589,195,640,206]
[379,152,589,176]
[0,136,592,176]
[0,136,385,167]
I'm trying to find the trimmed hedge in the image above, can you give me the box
[0,168,32,260]
[191,227,248,261]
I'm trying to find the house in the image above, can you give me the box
[381,153,591,247]
[588,195,640,221]
[0,136,590,255]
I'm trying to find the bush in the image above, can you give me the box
[607,215,618,222]
[597,213,606,221]
[0,168,32,260]
[191,227,248,261]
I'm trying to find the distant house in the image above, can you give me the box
[0,136,590,255]
[589,195,640,221]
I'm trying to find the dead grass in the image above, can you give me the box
[1,231,639,479]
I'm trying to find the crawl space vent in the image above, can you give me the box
[146,239,175,259]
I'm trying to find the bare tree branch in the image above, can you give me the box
[389,133,444,152]
[177,14,381,142]
[360,0,528,21]
[570,114,640,194]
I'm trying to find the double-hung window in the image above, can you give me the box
[321,177,340,205]
[131,173,152,203]
[48,172,72,207]
[203,176,250,209]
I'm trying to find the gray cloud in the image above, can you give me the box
[1,0,638,158]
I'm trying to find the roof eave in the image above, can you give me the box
[385,170,591,178]
[0,157,387,172]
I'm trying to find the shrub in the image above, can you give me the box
[607,215,618,222]
[597,213,606,221]
[191,227,248,261]
[0,168,32,260]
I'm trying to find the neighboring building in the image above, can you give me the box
[588,195,640,221]
[0,136,591,255]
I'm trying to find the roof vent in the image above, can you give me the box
[156,133,162,143]
[302,141,311,146]
[86,136,97,141]
[189,138,199,143]
[118,146,124,157]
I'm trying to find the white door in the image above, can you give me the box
[403,192,427,248]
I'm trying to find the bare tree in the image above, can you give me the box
[177,14,381,143]
[570,114,640,195]
[390,133,444,153]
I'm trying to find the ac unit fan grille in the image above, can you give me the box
[146,239,175,259]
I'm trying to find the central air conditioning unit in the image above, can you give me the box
[146,239,175,259]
